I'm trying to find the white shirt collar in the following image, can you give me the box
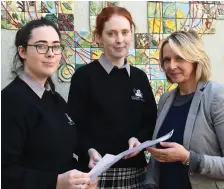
[98,54,131,77]
[19,71,51,98]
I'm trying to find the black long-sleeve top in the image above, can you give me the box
[68,56,157,171]
[2,74,77,189]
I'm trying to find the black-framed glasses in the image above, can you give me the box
[26,44,64,55]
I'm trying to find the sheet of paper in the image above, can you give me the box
[89,130,174,182]
[118,129,174,158]
[89,154,118,182]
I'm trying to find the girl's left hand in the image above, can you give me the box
[147,142,189,163]
[124,137,141,159]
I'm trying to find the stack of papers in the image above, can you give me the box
[89,130,174,182]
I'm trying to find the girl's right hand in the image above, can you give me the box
[87,178,98,189]
[88,148,102,169]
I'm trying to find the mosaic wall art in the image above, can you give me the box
[1,1,223,103]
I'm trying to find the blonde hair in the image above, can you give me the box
[159,30,211,83]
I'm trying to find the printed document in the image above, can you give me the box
[89,130,174,182]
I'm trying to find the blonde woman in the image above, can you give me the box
[145,30,224,189]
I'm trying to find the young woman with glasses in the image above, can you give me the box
[2,17,97,189]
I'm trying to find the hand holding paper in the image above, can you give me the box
[88,148,102,169]
[89,130,174,182]
[124,137,141,159]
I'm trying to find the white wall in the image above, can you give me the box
[1,1,224,101]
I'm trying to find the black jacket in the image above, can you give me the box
[2,77,77,189]
[68,61,157,171]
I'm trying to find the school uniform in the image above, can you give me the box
[68,54,157,188]
[2,72,77,189]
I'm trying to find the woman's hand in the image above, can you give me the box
[124,137,141,159]
[56,169,90,189]
[147,142,189,163]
